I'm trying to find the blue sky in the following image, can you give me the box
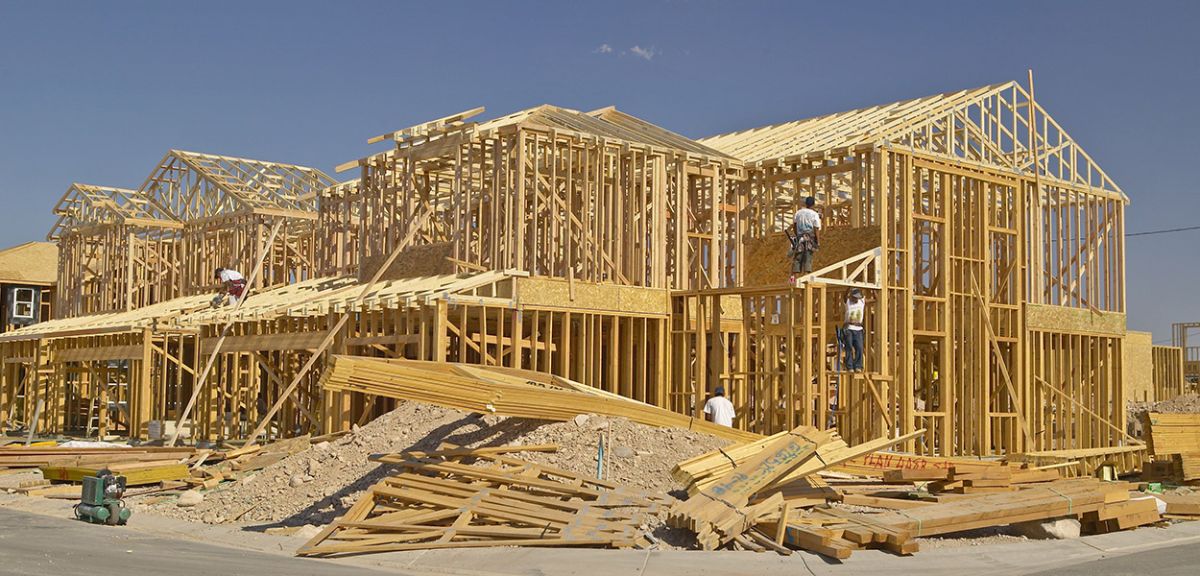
[1,1,1197,338]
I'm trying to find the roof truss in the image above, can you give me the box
[702,81,1122,196]
[138,150,335,220]
[48,183,180,240]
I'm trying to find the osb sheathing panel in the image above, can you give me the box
[360,242,455,282]
[1124,331,1154,403]
[515,277,669,317]
[742,225,882,287]
[1025,304,1126,335]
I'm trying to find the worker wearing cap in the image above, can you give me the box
[843,288,866,371]
[703,386,736,427]
[790,196,821,284]
[212,267,247,308]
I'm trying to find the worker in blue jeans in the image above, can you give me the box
[843,288,865,371]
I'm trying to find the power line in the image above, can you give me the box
[1126,224,1200,238]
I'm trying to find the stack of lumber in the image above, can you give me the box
[922,464,1062,495]
[672,427,925,497]
[41,459,190,486]
[837,452,1003,477]
[1157,491,1200,519]
[320,356,759,442]
[1140,412,1200,482]
[0,445,194,470]
[297,445,668,557]
[666,426,924,551]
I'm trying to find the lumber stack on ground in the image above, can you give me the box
[672,428,926,496]
[0,446,195,469]
[297,445,667,556]
[40,460,190,486]
[319,356,760,442]
[1141,413,1200,456]
[666,427,925,551]
[1141,412,1200,482]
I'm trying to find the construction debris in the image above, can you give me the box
[135,401,729,527]
[297,445,668,556]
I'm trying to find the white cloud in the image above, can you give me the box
[594,43,613,54]
[629,45,658,60]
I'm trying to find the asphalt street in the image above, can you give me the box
[0,507,388,576]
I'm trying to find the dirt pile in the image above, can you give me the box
[136,401,730,528]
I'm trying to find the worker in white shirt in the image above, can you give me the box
[790,197,821,284]
[211,267,248,308]
[843,288,866,371]
[703,386,736,427]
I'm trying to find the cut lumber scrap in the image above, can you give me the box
[320,356,759,442]
[1140,413,1200,456]
[298,446,666,557]
[1082,496,1161,533]
[1156,492,1200,516]
[39,461,190,486]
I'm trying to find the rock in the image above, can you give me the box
[573,414,590,427]
[1011,517,1081,539]
[314,441,330,451]
[306,458,320,475]
[289,475,306,488]
[176,490,204,507]
[588,417,610,431]
[293,524,323,540]
[613,445,635,458]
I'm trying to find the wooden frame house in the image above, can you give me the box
[678,80,1132,459]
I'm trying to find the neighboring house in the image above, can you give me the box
[0,241,56,332]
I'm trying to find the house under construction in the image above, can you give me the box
[0,80,1186,467]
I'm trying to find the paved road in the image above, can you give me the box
[1024,541,1200,576]
[0,507,389,576]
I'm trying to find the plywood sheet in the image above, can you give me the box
[1025,304,1126,335]
[515,277,669,317]
[1124,331,1154,403]
[360,242,455,282]
[743,225,881,287]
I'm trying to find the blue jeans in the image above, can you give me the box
[844,328,863,371]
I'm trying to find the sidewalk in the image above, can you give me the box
[4,492,1200,576]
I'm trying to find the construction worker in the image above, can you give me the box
[789,196,821,285]
[703,386,735,427]
[212,267,247,308]
[843,288,866,371]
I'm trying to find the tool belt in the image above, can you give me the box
[228,279,247,298]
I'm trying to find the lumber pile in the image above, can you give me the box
[922,464,1062,495]
[666,426,924,551]
[297,445,669,556]
[319,356,759,442]
[667,426,1171,559]
[1157,491,1200,519]
[1141,412,1200,483]
[672,427,925,497]
[0,445,195,470]
[40,460,189,486]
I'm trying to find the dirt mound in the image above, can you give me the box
[136,401,730,528]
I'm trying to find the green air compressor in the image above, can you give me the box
[74,469,132,525]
